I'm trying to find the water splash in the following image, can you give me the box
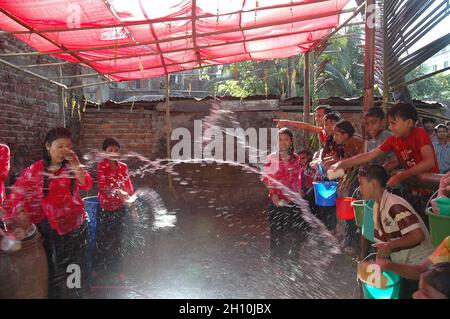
[79,99,346,298]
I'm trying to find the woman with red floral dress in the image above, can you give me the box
[262,128,308,278]
[2,127,93,298]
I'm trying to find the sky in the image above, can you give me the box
[342,0,449,54]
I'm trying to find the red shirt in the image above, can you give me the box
[97,159,134,212]
[378,127,439,173]
[2,160,93,235]
[319,130,328,146]
[0,144,10,204]
[262,152,302,202]
[379,127,439,194]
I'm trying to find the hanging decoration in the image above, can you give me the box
[83,97,88,112]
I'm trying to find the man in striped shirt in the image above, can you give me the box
[358,165,434,298]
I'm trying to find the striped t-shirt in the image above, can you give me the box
[373,190,434,264]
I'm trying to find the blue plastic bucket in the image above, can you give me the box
[83,196,99,236]
[362,271,401,299]
[83,196,99,280]
[362,199,375,242]
[313,181,337,206]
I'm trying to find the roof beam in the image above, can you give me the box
[0,57,67,88]
[0,7,100,83]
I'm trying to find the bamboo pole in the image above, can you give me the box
[303,51,311,147]
[192,0,202,68]
[382,0,389,112]
[59,65,66,127]
[20,61,70,68]
[48,72,102,80]
[0,8,100,76]
[0,57,67,89]
[66,80,111,90]
[165,75,173,191]
[363,0,375,120]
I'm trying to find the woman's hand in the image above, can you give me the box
[323,158,338,168]
[63,149,81,171]
[116,189,131,201]
[271,193,281,207]
[3,205,32,241]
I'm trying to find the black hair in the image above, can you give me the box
[323,112,342,123]
[423,263,450,299]
[278,127,295,157]
[386,103,418,122]
[358,165,388,188]
[364,107,385,120]
[299,149,313,159]
[434,124,448,133]
[315,105,333,115]
[102,137,121,151]
[422,117,436,125]
[43,127,72,168]
[42,127,73,197]
[335,120,355,137]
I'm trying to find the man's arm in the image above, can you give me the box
[387,144,436,187]
[376,257,431,280]
[333,148,385,171]
[274,119,322,133]
[374,228,425,257]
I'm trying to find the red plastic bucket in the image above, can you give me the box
[336,197,355,220]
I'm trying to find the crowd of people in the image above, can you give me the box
[0,129,134,298]
[0,102,449,299]
[263,102,450,299]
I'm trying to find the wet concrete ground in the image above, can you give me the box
[86,166,360,299]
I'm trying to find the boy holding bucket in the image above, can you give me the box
[376,236,450,281]
[312,112,342,232]
[94,137,135,283]
[333,103,440,226]
[358,165,434,298]
[331,120,364,255]
[358,107,396,259]
[376,237,450,299]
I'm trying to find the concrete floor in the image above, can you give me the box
[86,166,360,299]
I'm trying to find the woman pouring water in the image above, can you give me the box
[1,127,93,299]
[93,138,135,284]
[261,127,309,280]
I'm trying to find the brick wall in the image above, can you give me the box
[79,108,155,159]
[0,35,82,178]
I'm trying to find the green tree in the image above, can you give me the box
[407,66,450,100]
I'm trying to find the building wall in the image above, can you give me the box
[78,100,366,164]
[0,35,83,178]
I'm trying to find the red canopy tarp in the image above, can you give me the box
[0,0,350,81]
